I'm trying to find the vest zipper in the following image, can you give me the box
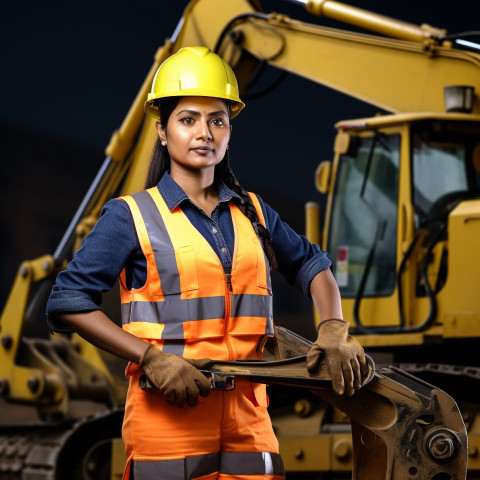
[224,271,234,360]
[225,273,232,292]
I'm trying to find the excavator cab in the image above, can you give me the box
[316,114,480,337]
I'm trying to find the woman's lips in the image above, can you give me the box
[191,147,214,154]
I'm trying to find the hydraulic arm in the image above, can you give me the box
[141,327,467,480]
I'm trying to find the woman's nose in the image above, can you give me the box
[196,119,212,140]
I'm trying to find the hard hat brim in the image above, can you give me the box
[145,93,245,120]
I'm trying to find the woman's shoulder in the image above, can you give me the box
[100,196,132,217]
[95,196,139,235]
[247,193,279,228]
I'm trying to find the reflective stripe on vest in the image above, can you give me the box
[133,451,285,478]
[119,187,273,360]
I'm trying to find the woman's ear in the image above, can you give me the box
[156,121,167,145]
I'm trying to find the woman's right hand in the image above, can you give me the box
[139,344,212,407]
[57,311,213,406]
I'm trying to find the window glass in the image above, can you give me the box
[328,134,400,297]
[411,121,480,225]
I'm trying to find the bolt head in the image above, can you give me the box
[333,439,351,461]
[427,431,455,461]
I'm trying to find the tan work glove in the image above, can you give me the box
[306,319,368,396]
[139,344,212,407]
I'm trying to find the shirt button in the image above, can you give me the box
[221,247,227,253]
[212,227,218,233]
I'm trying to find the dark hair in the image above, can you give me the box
[145,98,179,189]
[145,97,278,270]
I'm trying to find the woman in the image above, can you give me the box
[47,46,368,480]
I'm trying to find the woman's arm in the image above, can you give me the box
[309,269,343,320]
[58,310,149,363]
[47,199,140,334]
[254,196,332,294]
[59,310,212,407]
[49,198,213,407]
[307,269,368,396]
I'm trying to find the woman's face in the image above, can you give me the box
[157,96,231,175]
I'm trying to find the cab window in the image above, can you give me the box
[328,134,400,298]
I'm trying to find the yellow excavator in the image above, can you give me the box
[0,0,479,478]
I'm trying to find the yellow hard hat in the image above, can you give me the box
[145,46,245,119]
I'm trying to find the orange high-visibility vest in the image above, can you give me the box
[119,187,273,362]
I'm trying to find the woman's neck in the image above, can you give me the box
[170,168,219,216]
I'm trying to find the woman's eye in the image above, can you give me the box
[212,118,225,127]
[181,117,194,125]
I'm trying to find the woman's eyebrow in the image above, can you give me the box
[176,109,228,117]
[208,110,228,117]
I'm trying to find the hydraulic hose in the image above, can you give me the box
[353,223,445,335]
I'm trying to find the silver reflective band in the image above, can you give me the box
[121,293,273,330]
[131,190,182,295]
[133,451,218,479]
[220,451,285,476]
[132,451,285,479]
[121,296,226,326]
[264,451,274,476]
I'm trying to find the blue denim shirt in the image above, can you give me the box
[46,172,331,332]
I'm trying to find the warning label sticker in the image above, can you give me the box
[335,246,348,287]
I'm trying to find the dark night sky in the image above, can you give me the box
[0,0,478,323]
[1,0,477,168]
[1,1,477,185]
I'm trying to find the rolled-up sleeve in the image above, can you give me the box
[257,196,332,296]
[46,198,137,333]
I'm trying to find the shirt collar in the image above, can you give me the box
[158,171,243,212]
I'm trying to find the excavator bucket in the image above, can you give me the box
[140,327,468,480]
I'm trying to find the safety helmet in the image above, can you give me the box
[145,46,245,120]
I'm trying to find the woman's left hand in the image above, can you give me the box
[306,318,368,396]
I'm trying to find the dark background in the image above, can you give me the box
[0,0,477,336]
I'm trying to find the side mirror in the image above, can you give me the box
[315,161,332,194]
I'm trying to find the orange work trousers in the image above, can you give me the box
[122,372,285,480]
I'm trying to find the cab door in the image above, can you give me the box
[325,128,402,328]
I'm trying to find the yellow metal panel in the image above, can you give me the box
[441,200,480,317]
[444,313,480,338]
[110,438,127,480]
[279,434,352,473]
[342,296,400,328]
[357,332,426,347]
[356,325,444,347]
[467,434,480,472]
